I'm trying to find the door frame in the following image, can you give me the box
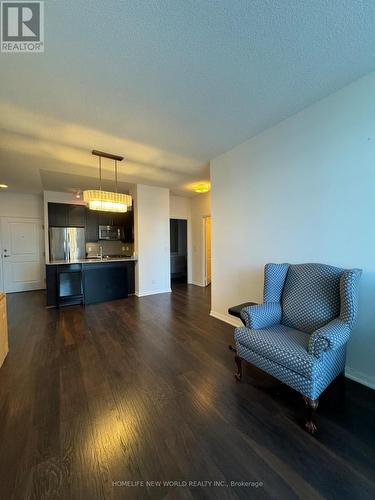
[202,215,211,287]
[0,216,45,293]
[0,224,3,291]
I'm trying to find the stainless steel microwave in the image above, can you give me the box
[98,225,124,240]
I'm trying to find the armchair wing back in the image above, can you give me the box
[263,263,289,303]
[262,263,361,334]
[282,263,348,333]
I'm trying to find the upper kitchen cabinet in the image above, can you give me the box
[112,211,127,226]
[85,208,99,242]
[123,210,134,243]
[98,212,113,227]
[48,203,68,227]
[98,211,124,227]
[48,203,86,227]
[68,205,86,227]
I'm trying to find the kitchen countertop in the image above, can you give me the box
[46,257,138,265]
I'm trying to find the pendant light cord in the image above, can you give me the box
[99,156,102,191]
[99,157,118,193]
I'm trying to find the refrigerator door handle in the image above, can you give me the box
[67,229,71,261]
[64,233,68,261]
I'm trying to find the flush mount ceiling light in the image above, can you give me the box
[83,150,132,212]
[194,182,210,193]
[0,184,8,189]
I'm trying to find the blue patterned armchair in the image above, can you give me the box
[234,263,362,433]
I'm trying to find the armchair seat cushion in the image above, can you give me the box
[235,325,320,380]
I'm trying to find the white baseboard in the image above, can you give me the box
[345,367,375,390]
[190,281,206,287]
[210,310,242,327]
[135,288,172,297]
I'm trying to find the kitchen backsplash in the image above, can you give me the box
[86,241,134,257]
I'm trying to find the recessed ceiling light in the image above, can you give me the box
[0,184,8,189]
[194,182,210,193]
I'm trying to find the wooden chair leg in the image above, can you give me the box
[234,355,242,382]
[303,396,319,434]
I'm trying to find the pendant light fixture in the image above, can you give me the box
[83,150,132,212]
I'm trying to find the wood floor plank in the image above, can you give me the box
[0,285,374,500]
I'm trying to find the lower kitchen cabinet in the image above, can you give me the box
[46,264,83,307]
[46,261,135,307]
[83,262,128,304]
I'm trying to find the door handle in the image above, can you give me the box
[4,255,10,258]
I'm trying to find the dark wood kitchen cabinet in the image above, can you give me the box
[48,203,68,227]
[46,263,84,307]
[68,205,86,227]
[83,262,128,304]
[123,211,134,243]
[97,211,126,227]
[46,261,136,307]
[85,209,99,242]
[48,203,85,227]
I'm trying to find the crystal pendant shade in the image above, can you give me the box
[83,190,132,213]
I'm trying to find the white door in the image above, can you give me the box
[1,217,44,292]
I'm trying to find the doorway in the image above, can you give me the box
[170,219,188,284]
[203,216,211,286]
[0,217,44,292]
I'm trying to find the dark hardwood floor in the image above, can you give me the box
[0,285,374,500]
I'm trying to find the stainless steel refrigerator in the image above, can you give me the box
[49,227,86,262]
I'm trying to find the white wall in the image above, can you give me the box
[170,195,192,284]
[0,192,44,290]
[134,184,171,296]
[170,195,190,219]
[0,192,43,218]
[190,192,211,286]
[211,71,375,389]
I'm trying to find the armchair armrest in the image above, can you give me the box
[240,302,282,329]
[308,318,351,357]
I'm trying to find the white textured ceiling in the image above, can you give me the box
[1,0,375,195]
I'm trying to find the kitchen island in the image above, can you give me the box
[46,258,137,307]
